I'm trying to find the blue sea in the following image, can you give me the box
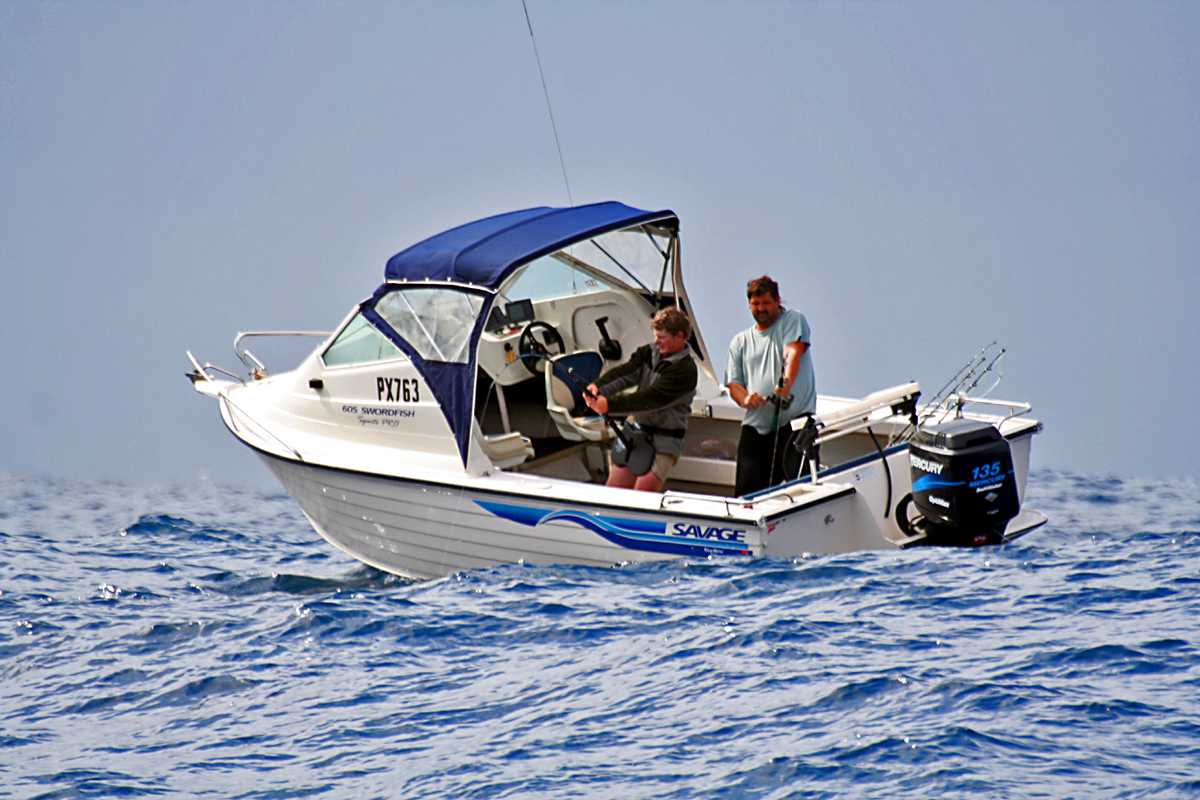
[1,471,1198,799]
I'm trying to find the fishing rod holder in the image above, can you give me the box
[949,393,1032,419]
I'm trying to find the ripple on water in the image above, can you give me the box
[0,471,1197,799]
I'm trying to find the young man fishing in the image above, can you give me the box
[584,307,697,492]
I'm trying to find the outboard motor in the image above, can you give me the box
[899,418,1020,546]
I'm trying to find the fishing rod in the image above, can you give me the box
[887,343,1002,444]
[913,345,1007,431]
[544,354,674,478]
[545,356,638,450]
[923,342,996,414]
[957,348,1005,398]
[766,374,794,488]
[924,347,1006,427]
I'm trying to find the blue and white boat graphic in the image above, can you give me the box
[474,500,752,557]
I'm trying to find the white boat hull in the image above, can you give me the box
[260,452,707,577]
[254,424,1043,579]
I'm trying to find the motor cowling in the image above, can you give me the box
[905,418,1020,545]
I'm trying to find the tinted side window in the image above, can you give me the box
[322,313,403,367]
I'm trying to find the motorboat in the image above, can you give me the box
[186,202,1045,579]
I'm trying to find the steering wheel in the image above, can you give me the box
[517,321,566,375]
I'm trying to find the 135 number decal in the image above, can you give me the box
[971,461,1003,482]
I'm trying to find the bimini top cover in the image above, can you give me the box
[365,202,677,467]
[384,201,674,289]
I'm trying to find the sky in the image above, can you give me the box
[2,0,1197,491]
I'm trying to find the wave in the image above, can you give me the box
[2,470,1199,798]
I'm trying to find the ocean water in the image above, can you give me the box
[1,471,1198,799]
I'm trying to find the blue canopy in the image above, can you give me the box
[368,201,677,468]
[384,201,675,289]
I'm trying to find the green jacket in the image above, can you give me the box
[596,344,697,455]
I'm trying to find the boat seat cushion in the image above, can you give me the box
[546,351,608,442]
[547,351,605,415]
[482,432,535,469]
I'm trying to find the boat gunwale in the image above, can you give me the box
[215,382,1042,529]
[236,433,861,527]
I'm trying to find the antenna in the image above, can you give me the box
[522,0,573,206]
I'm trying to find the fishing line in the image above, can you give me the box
[522,0,573,207]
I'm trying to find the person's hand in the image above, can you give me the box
[743,392,767,410]
[584,390,609,415]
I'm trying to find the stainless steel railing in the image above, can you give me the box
[233,331,332,378]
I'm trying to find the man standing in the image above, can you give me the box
[584,307,697,492]
[725,276,816,495]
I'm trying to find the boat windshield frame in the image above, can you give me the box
[494,221,678,310]
[369,284,486,365]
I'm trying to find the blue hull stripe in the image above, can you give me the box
[474,500,751,557]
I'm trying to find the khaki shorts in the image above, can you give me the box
[648,452,681,483]
[608,450,680,482]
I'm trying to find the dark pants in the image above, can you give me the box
[735,425,795,496]
[734,420,817,496]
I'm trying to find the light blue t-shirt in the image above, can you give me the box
[725,308,815,433]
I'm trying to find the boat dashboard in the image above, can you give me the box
[477,288,655,386]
